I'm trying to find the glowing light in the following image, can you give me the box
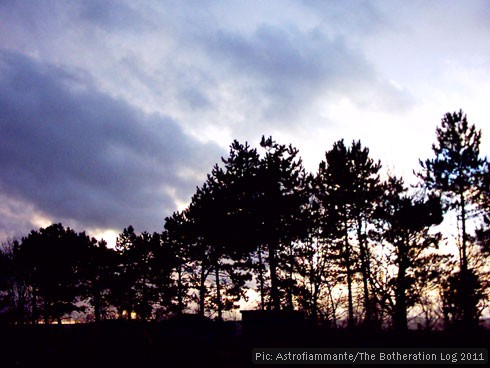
[90,228,118,248]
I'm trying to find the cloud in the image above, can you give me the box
[0,50,224,236]
[6,0,481,242]
[300,0,389,36]
[191,24,414,133]
[0,1,414,141]
[76,0,150,33]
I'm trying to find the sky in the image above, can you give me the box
[1,0,489,246]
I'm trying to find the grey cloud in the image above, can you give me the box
[0,51,224,234]
[199,23,413,122]
[0,1,414,136]
[75,0,157,35]
[0,194,39,242]
[179,88,212,110]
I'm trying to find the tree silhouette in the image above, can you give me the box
[163,211,193,316]
[172,161,252,320]
[295,176,342,323]
[185,140,271,318]
[418,110,488,328]
[187,180,225,319]
[1,120,488,333]
[111,226,138,319]
[179,137,308,315]
[316,140,357,327]
[217,141,263,310]
[316,140,381,327]
[16,224,89,324]
[254,136,308,310]
[0,240,29,324]
[78,238,117,322]
[441,267,485,329]
[112,227,164,320]
[346,140,382,325]
[372,176,443,331]
[418,110,487,270]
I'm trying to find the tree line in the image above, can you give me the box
[0,110,488,331]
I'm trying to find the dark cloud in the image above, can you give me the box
[0,1,413,135]
[0,1,422,241]
[0,51,224,234]
[0,194,39,242]
[77,0,150,32]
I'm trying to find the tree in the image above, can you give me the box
[294,180,342,323]
[17,224,89,324]
[181,137,307,316]
[111,226,138,319]
[476,162,490,255]
[79,238,118,322]
[316,140,357,327]
[112,227,163,321]
[346,140,382,325]
[184,141,264,318]
[441,267,485,329]
[164,142,258,320]
[162,211,193,317]
[218,140,266,310]
[0,240,28,324]
[254,136,309,310]
[316,139,381,327]
[418,110,486,271]
[418,110,488,328]
[372,176,443,331]
[186,181,223,319]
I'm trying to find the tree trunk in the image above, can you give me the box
[215,262,222,320]
[308,237,318,320]
[268,244,280,310]
[199,264,206,318]
[346,263,354,328]
[394,241,408,332]
[344,220,354,328]
[258,246,265,311]
[357,218,371,325]
[286,244,294,310]
[327,282,338,328]
[311,275,318,321]
[460,191,468,272]
[460,192,475,329]
[177,264,183,315]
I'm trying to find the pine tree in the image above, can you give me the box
[418,110,488,328]
[316,140,381,327]
[372,176,443,331]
